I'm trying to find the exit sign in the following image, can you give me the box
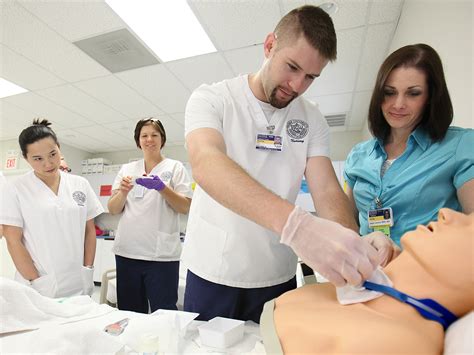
[5,156,18,170]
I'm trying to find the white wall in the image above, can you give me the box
[362,0,473,139]
[0,139,90,177]
[387,0,472,129]
[0,138,188,177]
[329,130,363,161]
[90,145,189,165]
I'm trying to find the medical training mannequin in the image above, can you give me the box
[271,208,473,354]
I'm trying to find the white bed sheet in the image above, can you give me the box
[0,277,265,354]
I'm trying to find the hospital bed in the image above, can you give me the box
[0,277,264,354]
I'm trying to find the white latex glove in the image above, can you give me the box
[81,266,95,296]
[31,274,57,298]
[281,206,380,287]
[363,231,401,267]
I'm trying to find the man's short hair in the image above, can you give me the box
[274,5,337,61]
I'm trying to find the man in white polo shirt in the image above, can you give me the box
[182,5,385,323]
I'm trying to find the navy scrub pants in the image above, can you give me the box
[115,255,179,313]
[183,270,296,323]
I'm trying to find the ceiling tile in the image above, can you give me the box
[328,125,347,132]
[223,44,263,76]
[0,101,38,139]
[304,27,364,97]
[169,112,185,126]
[116,64,191,114]
[279,0,306,17]
[0,44,65,90]
[56,128,114,153]
[347,90,372,129]
[189,0,280,50]
[156,115,185,144]
[1,1,109,82]
[280,0,369,30]
[70,125,133,149]
[0,0,406,150]
[106,119,139,138]
[305,93,353,115]
[166,52,234,92]
[18,0,126,41]
[37,84,128,124]
[299,0,370,30]
[356,22,396,91]
[4,92,96,128]
[369,0,403,24]
[329,0,370,30]
[75,75,163,118]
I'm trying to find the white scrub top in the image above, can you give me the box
[0,172,6,238]
[183,75,330,288]
[0,171,103,297]
[112,158,192,261]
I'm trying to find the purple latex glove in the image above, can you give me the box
[135,175,165,191]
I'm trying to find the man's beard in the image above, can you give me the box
[269,86,298,109]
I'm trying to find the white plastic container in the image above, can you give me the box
[198,317,245,348]
[138,333,159,355]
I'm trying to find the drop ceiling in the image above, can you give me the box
[0,0,403,153]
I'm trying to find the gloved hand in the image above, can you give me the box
[81,266,94,296]
[362,231,401,267]
[135,175,165,191]
[281,206,380,287]
[31,274,57,297]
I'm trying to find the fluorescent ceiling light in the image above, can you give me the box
[0,78,28,98]
[106,0,216,62]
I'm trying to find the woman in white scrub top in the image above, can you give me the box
[108,118,192,313]
[0,119,103,298]
[0,171,5,238]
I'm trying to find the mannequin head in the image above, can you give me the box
[269,208,473,354]
[401,209,474,291]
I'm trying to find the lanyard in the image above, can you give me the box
[363,281,458,330]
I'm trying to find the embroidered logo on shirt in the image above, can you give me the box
[72,191,86,206]
[286,119,308,142]
[160,171,172,182]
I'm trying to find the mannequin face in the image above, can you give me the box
[401,209,474,288]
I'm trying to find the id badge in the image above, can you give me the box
[256,133,283,151]
[134,185,145,199]
[368,207,393,228]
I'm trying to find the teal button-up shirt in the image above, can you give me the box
[344,126,474,246]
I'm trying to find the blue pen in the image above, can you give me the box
[363,281,457,330]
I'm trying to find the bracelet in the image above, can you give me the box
[84,265,94,269]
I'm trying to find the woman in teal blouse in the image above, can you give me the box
[344,44,473,246]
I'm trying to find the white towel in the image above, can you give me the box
[336,267,393,305]
[0,277,113,334]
